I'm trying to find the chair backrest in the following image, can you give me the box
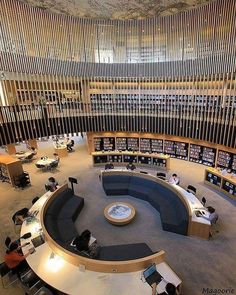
[5,237,11,249]
[45,184,51,191]
[71,140,74,146]
[187,185,196,194]
[201,197,206,206]
[36,164,43,169]
[32,196,40,204]
[26,154,34,160]
[34,286,54,295]
[0,262,10,277]
[212,214,219,224]
[50,161,59,169]
[156,172,166,178]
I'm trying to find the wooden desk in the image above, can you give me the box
[92,151,170,170]
[0,155,24,186]
[20,191,182,295]
[54,146,68,157]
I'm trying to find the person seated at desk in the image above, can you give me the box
[5,242,34,278]
[66,138,73,151]
[126,162,136,171]
[152,282,180,295]
[105,162,114,170]
[197,206,218,237]
[5,237,30,255]
[45,177,58,192]
[72,229,100,258]
[168,174,180,185]
[12,208,30,224]
[196,206,218,224]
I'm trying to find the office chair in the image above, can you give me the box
[201,197,206,206]
[24,153,34,163]
[45,184,51,191]
[187,185,197,195]
[0,262,18,288]
[20,269,42,293]
[4,237,11,249]
[35,164,44,169]
[32,196,40,205]
[69,140,75,151]
[156,172,166,180]
[12,208,29,233]
[49,160,59,171]
[34,286,54,295]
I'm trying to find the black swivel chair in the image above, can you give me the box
[24,153,34,163]
[49,160,59,171]
[12,207,29,232]
[67,140,74,152]
[156,172,166,180]
[35,164,44,169]
[187,185,197,195]
[32,196,40,205]
[20,269,42,293]
[201,197,206,206]
[4,237,11,249]
[0,262,18,288]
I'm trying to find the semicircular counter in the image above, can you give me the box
[101,170,211,239]
[41,184,166,273]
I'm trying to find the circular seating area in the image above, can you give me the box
[102,170,190,236]
[42,184,165,273]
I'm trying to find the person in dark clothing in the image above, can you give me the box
[72,230,100,258]
[12,208,29,224]
[73,230,91,251]
[151,282,179,295]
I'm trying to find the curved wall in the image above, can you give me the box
[0,0,235,69]
[0,0,235,149]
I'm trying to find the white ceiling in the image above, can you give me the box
[19,0,213,19]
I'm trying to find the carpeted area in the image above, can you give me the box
[0,136,236,295]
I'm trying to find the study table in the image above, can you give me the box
[36,158,56,167]
[54,145,68,157]
[92,151,170,170]
[20,190,182,295]
[15,151,34,160]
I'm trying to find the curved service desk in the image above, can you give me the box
[20,186,182,295]
[101,170,211,239]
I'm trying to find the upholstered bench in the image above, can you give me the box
[44,188,84,244]
[102,172,189,235]
[98,243,153,261]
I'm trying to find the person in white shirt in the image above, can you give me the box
[201,206,218,224]
[199,206,218,237]
[168,174,180,185]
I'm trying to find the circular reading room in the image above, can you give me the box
[0,0,236,295]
